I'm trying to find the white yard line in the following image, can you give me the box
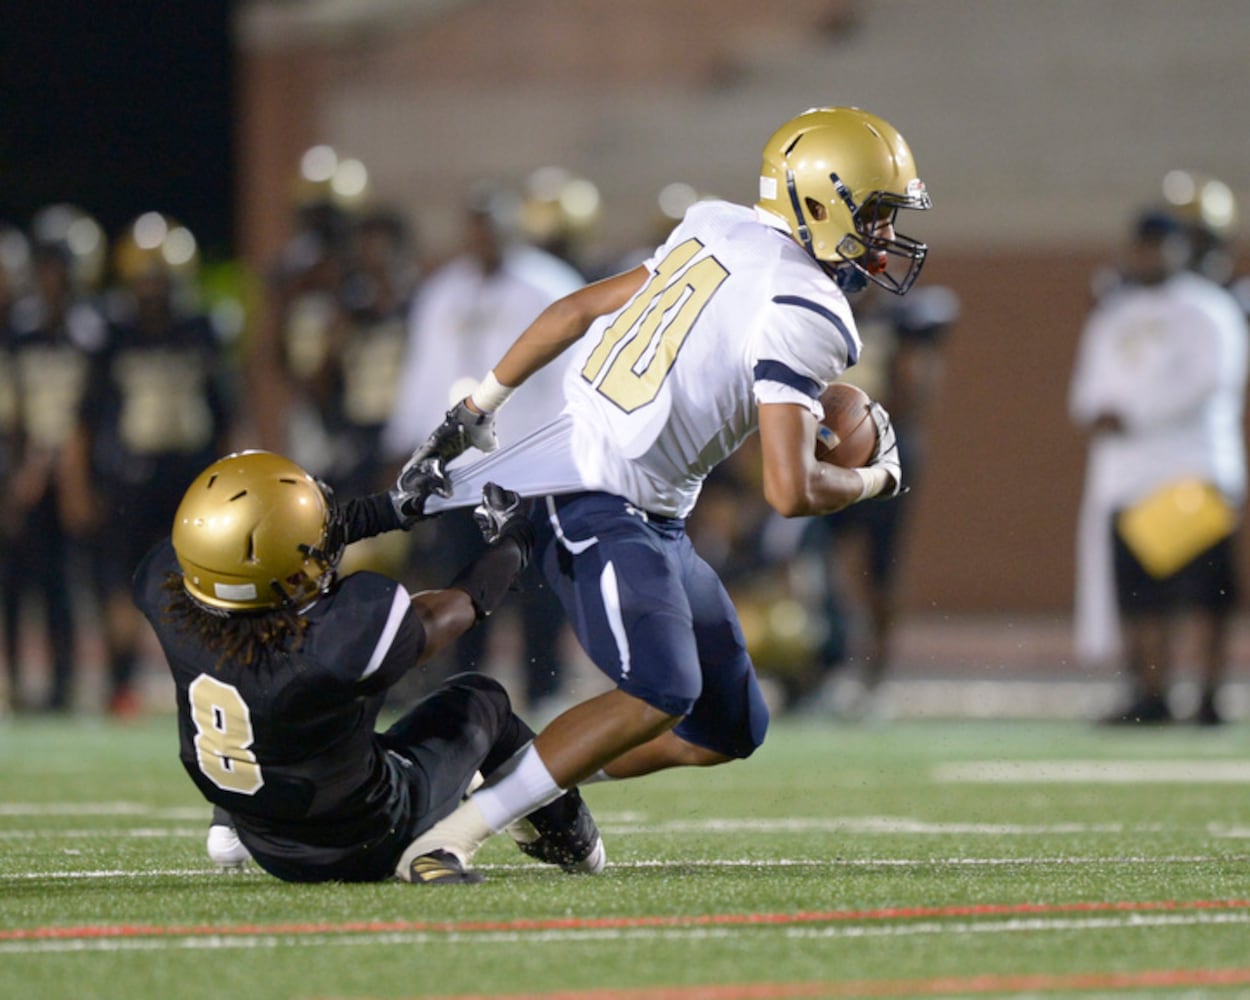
[0,803,205,818]
[2,910,1246,956]
[0,817,1160,841]
[1,855,1238,882]
[3,810,1247,842]
[935,760,1250,783]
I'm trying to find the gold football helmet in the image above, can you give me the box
[519,165,601,257]
[1161,170,1238,242]
[114,212,200,286]
[757,107,930,294]
[171,451,342,614]
[30,203,107,291]
[1160,169,1239,283]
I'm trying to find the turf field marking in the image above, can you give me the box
[313,965,1250,999]
[0,827,204,839]
[935,760,1250,783]
[606,818,1151,835]
[3,897,1247,947]
[3,910,1249,957]
[4,854,1243,881]
[0,803,204,818]
[0,815,1176,839]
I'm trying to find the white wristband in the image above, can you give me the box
[854,466,890,501]
[470,370,515,414]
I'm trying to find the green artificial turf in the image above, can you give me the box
[2,714,1248,999]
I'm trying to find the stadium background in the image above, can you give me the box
[3,0,1250,706]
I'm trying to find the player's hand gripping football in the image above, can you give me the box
[866,401,906,498]
[407,399,500,471]
[390,458,445,528]
[474,483,534,561]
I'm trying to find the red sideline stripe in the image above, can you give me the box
[3,897,1249,942]
[392,967,1250,1000]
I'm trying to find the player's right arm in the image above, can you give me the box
[406,589,479,664]
[757,401,871,517]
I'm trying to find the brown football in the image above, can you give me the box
[814,382,877,468]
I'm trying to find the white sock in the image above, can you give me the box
[581,769,614,784]
[475,744,563,832]
[396,797,495,878]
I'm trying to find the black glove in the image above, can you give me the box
[389,458,444,528]
[473,482,533,553]
[408,399,500,470]
[397,448,451,499]
[867,401,905,498]
[448,484,535,622]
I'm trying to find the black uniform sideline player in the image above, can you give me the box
[132,450,603,884]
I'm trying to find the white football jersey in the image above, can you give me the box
[431,200,860,518]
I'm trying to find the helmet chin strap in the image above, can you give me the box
[784,170,814,256]
[828,262,869,293]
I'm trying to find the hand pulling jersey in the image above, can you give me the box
[429,200,861,519]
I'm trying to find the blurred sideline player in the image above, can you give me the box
[383,185,584,716]
[134,450,601,884]
[2,207,107,712]
[791,279,957,714]
[246,145,367,465]
[519,165,601,280]
[1070,208,1248,724]
[0,226,30,713]
[394,106,928,878]
[60,213,233,717]
[324,208,419,499]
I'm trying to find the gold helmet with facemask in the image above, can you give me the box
[756,107,931,294]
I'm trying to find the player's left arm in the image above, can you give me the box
[488,265,649,391]
[398,266,650,488]
[357,484,535,691]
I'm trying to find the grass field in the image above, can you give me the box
[2,711,1249,999]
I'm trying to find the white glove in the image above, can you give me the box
[866,401,904,498]
[406,399,499,471]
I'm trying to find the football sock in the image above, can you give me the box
[397,798,495,875]
[396,746,565,878]
[474,744,563,832]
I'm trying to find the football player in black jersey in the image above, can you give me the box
[132,450,603,884]
[61,214,232,718]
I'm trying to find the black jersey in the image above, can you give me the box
[81,315,228,489]
[7,311,103,457]
[133,539,428,857]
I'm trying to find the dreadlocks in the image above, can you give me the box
[161,574,310,668]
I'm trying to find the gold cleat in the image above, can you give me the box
[406,849,484,885]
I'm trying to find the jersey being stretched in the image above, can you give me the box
[431,200,860,519]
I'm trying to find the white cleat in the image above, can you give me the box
[207,815,251,871]
[574,834,607,875]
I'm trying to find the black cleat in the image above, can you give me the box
[509,788,606,874]
[1100,692,1173,725]
[407,849,484,885]
[1193,691,1225,726]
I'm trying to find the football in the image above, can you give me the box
[814,382,877,468]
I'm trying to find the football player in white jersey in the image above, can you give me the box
[394,107,931,881]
